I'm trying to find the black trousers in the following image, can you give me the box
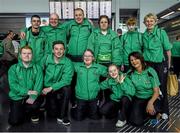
[45,86,71,120]
[129,96,161,126]
[100,96,131,120]
[66,54,83,107]
[98,63,111,104]
[172,57,180,77]
[8,96,43,126]
[147,61,169,115]
[71,98,100,121]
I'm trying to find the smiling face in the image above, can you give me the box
[130,55,142,70]
[49,13,59,27]
[21,48,32,63]
[108,65,119,79]
[74,9,84,24]
[144,17,156,31]
[83,50,94,66]
[53,43,65,59]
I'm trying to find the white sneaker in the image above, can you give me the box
[57,118,63,123]
[162,113,168,120]
[116,120,126,127]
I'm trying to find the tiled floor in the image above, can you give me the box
[0,75,180,132]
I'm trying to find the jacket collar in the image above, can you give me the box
[46,54,66,65]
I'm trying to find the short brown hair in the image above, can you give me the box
[20,45,32,53]
[126,17,137,25]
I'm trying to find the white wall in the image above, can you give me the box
[0,0,49,13]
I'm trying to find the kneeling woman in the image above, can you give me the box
[71,49,107,121]
[128,52,161,126]
[100,64,135,127]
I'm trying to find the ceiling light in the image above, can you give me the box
[160,11,175,18]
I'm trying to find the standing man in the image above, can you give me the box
[64,8,93,107]
[20,15,47,64]
[8,45,43,125]
[21,13,67,55]
[42,41,74,126]
[65,8,93,62]
[41,13,67,54]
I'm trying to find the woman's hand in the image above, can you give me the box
[146,101,156,115]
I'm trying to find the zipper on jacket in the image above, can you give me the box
[87,68,90,99]
[76,26,80,55]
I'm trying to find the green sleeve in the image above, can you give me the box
[73,62,81,72]
[161,30,172,51]
[30,66,43,100]
[40,55,48,70]
[0,42,3,57]
[51,60,74,91]
[121,76,135,97]
[112,36,123,65]
[149,68,160,88]
[87,32,95,52]
[20,29,28,47]
[100,79,110,90]
[99,64,108,77]
[8,65,28,96]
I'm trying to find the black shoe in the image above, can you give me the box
[62,119,70,126]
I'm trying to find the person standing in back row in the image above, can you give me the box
[64,8,93,107]
[142,13,172,120]
[120,17,143,72]
[20,15,48,65]
[88,15,122,104]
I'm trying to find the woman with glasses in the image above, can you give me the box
[71,49,107,121]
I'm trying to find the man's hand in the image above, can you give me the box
[42,87,53,95]
[20,32,26,39]
[26,97,35,104]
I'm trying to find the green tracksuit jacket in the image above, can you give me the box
[121,31,143,65]
[20,28,48,64]
[100,73,135,102]
[142,26,172,63]
[74,62,107,100]
[65,19,93,56]
[88,28,122,65]
[8,61,43,101]
[43,54,74,91]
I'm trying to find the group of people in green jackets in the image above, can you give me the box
[6,8,175,128]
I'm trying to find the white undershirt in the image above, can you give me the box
[101,30,107,35]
